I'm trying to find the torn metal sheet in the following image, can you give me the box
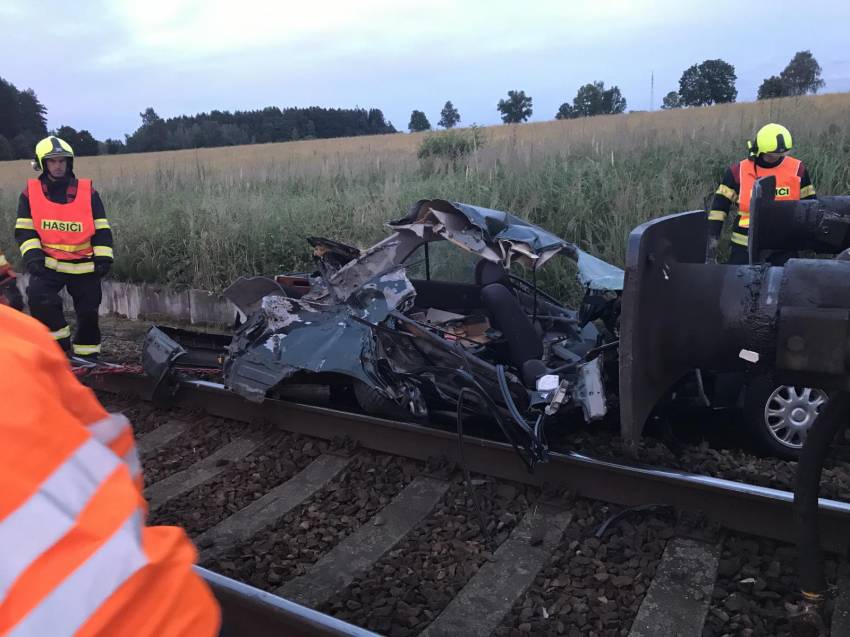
[388,199,624,289]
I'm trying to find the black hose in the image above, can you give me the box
[794,390,850,598]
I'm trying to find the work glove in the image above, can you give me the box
[25,259,48,277]
[94,259,112,277]
[705,236,719,264]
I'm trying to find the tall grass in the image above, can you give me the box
[2,93,850,298]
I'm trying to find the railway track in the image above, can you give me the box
[90,373,850,635]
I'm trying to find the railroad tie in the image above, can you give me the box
[419,505,572,637]
[195,453,353,559]
[277,475,450,608]
[145,438,260,510]
[833,574,850,635]
[137,418,189,456]
[627,537,719,637]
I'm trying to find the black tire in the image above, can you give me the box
[352,380,414,421]
[743,373,828,460]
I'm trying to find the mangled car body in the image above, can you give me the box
[144,200,623,467]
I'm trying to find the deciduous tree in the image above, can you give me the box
[678,59,737,106]
[660,91,681,109]
[408,110,431,132]
[497,90,533,123]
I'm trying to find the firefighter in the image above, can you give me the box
[0,249,24,310]
[706,123,816,265]
[14,136,114,358]
[0,304,221,636]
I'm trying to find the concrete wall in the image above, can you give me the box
[15,275,237,327]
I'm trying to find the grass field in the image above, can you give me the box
[2,92,850,297]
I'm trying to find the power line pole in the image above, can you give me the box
[650,71,655,111]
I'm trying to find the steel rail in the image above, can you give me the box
[90,373,850,552]
[197,566,380,637]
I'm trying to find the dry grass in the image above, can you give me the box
[2,92,849,295]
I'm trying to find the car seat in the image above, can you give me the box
[474,259,544,385]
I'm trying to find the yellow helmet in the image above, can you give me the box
[32,136,74,172]
[748,123,793,158]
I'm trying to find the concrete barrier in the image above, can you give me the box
[14,274,237,327]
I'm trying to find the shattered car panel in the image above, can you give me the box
[146,199,624,468]
[388,199,624,290]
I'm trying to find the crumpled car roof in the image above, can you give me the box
[388,199,623,290]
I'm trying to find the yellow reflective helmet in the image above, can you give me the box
[32,136,74,172]
[747,123,793,158]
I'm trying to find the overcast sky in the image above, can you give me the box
[2,0,849,140]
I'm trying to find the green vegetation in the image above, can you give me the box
[3,94,850,301]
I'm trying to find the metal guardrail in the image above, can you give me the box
[91,373,850,552]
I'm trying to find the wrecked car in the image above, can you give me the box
[143,199,624,468]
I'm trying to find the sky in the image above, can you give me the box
[2,0,849,140]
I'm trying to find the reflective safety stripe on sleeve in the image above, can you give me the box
[92,246,113,258]
[44,258,95,275]
[707,210,727,222]
[43,241,92,253]
[14,218,34,230]
[87,414,140,482]
[72,343,101,356]
[716,184,738,203]
[93,219,111,230]
[731,231,749,246]
[50,325,71,341]
[87,414,130,447]
[801,184,816,198]
[0,438,122,603]
[8,510,147,637]
[19,238,42,256]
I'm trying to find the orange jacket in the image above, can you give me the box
[0,306,220,637]
[736,157,802,228]
[27,178,96,261]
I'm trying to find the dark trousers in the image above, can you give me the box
[728,243,795,266]
[27,270,102,354]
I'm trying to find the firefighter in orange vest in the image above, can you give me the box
[0,249,24,310]
[706,123,816,265]
[0,304,221,636]
[14,136,114,358]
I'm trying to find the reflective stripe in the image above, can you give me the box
[72,343,101,355]
[0,438,122,604]
[716,184,738,203]
[737,212,750,228]
[707,210,727,222]
[8,510,147,637]
[14,218,34,230]
[87,414,129,447]
[50,325,71,340]
[0,253,7,267]
[92,245,113,258]
[801,184,816,198]
[124,447,142,481]
[731,231,749,246]
[44,257,95,274]
[93,219,111,230]
[43,241,92,252]
[19,238,42,256]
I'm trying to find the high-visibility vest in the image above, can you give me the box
[0,305,220,637]
[736,157,802,229]
[27,179,96,261]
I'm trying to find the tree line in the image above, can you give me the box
[410,50,825,129]
[0,50,829,158]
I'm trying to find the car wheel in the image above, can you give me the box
[744,374,828,460]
